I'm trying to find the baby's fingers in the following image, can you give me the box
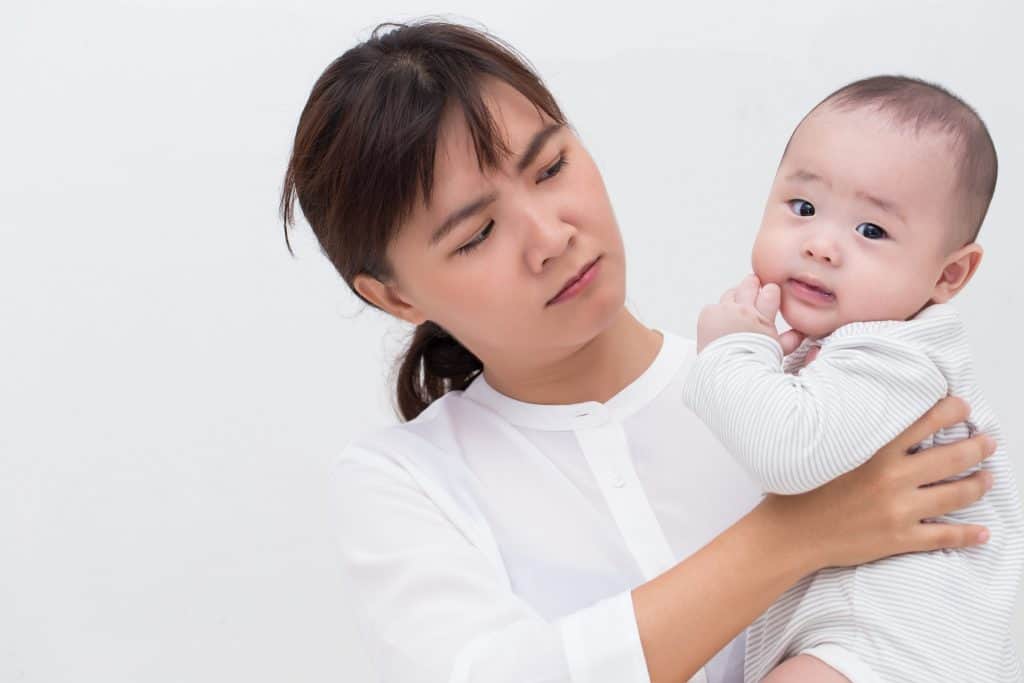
[734,274,761,306]
[779,329,806,356]
[754,282,781,321]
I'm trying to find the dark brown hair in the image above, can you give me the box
[279,20,567,421]
[789,75,997,245]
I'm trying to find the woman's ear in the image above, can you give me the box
[931,243,984,304]
[353,273,428,326]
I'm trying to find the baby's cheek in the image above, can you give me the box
[750,232,786,284]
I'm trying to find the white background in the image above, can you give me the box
[3,1,1023,681]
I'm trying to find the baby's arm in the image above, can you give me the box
[683,279,949,494]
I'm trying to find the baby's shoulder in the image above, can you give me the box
[823,302,966,348]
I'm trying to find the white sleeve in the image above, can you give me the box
[681,331,949,494]
[329,448,652,683]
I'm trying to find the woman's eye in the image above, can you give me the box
[538,154,568,182]
[455,220,494,255]
[787,199,815,217]
[855,222,888,240]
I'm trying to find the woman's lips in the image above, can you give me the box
[786,277,836,306]
[547,256,601,306]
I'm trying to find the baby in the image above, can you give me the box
[682,76,1024,682]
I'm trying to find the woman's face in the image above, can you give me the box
[363,78,627,367]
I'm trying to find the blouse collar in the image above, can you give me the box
[461,330,691,431]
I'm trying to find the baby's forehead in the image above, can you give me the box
[796,103,962,157]
[780,76,997,246]
[786,105,962,188]
[782,106,966,243]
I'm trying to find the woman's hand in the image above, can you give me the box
[760,394,995,573]
[635,394,992,683]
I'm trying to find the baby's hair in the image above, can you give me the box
[790,75,997,246]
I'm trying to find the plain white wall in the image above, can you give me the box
[3,1,1022,681]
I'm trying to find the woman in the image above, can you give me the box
[279,20,996,683]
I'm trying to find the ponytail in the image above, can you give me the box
[396,321,482,421]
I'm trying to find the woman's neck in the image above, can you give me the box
[480,307,663,406]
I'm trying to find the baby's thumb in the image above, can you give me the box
[779,329,805,355]
[755,283,781,320]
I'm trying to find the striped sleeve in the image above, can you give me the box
[681,330,949,494]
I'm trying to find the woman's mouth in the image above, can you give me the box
[786,277,836,306]
[546,256,602,306]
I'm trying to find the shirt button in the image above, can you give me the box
[611,474,626,488]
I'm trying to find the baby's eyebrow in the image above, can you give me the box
[786,169,830,186]
[856,191,906,225]
[786,168,905,225]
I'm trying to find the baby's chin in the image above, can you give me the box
[779,298,845,341]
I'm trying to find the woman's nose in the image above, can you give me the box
[525,211,576,274]
[802,233,841,266]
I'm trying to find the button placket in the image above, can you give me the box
[574,420,707,682]
[570,404,607,430]
[573,422,676,579]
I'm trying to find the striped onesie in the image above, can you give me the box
[681,302,1024,682]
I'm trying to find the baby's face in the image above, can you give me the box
[752,104,962,338]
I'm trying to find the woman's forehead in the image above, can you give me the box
[436,79,553,175]
[420,81,559,216]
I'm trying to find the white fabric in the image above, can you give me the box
[329,330,763,682]
[681,302,1024,682]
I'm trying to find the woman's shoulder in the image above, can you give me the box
[336,388,486,483]
[331,391,505,564]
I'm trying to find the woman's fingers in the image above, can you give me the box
[886,396,971,457]
[719,288,738,304]
[914,468,993,521]
[914,519,990,552]
[910,434,996,487]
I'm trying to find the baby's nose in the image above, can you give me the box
[802,238,840,265]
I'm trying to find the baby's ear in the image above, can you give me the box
[931,243,984,304]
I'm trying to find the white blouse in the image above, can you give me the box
[329,329,764,683]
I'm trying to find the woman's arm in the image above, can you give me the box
[633,395,994,683]
[331,396,993,683]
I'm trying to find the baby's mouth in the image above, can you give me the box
[787,277,836,303]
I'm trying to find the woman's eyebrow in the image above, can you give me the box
[429,191,498,246]
[515,122,564,173]
[428,123,565,246]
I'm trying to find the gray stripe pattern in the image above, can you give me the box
[682,303,1024,682]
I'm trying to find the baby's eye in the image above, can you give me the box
[855,222,888,240]
[787,199,815,217]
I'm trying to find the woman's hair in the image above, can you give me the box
[279,20,567,421]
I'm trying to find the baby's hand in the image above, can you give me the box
[697,274,805,354]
